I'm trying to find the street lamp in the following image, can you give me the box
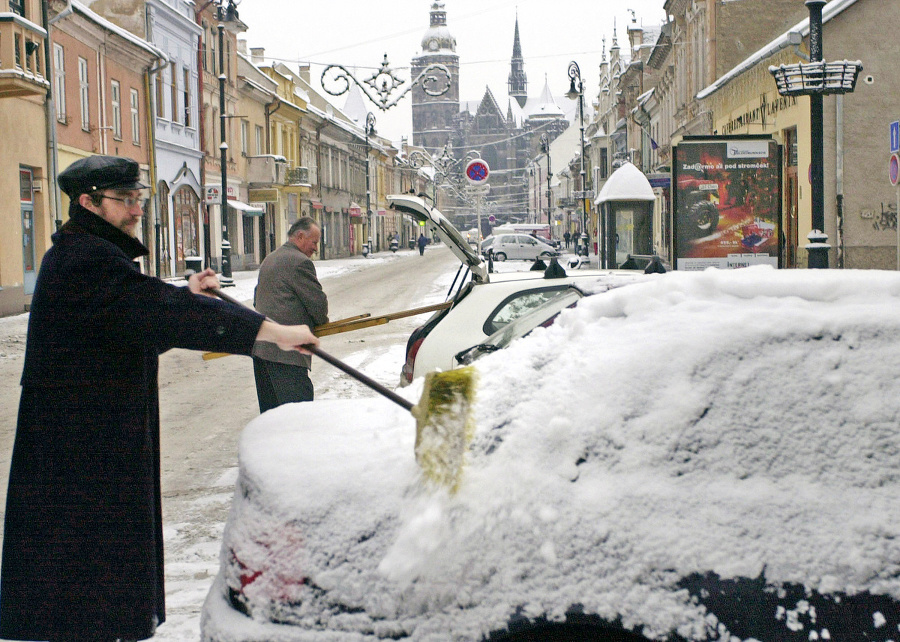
[566,61,589,259]
[364,112,376,253]
[217,0,240,282]
[540,133,552,230]
[769,0,862,268]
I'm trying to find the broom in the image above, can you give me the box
[205,286,477,493]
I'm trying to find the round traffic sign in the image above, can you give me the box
[465,159,490,185]
[890,154,900,187]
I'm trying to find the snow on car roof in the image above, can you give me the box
[208,266,900,640]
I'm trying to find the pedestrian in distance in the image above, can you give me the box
[252,216,329,412]
[564,230,571,249]
[417,233,428,256]
[0,155,319,642]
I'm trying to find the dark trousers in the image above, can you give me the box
[253,357,314,413]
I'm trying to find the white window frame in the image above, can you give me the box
[130,88,140,145]
[53,43,66,122]
[255,125,263,155]
[240,120,248,156]
[78,57,90,131]
[111,80,122,139]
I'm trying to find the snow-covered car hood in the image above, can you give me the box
[203,267,900,641]
[388,194,488,283]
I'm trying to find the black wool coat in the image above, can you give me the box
[0,205,265,641]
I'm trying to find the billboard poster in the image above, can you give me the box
[673,137,781,270]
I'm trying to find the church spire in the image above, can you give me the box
[508,14,527,108]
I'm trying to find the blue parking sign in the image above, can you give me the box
[891,121,900,154]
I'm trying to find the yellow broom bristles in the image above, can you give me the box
[412,367,478,494]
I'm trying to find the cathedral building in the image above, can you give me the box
[411,2,570,226]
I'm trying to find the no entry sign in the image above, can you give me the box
[890,154,899,187]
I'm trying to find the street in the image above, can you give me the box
[0,245,460,641]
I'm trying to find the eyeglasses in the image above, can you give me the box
[101,195,148,209]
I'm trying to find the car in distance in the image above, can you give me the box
[484,233,558,262]
[202,267,900,641]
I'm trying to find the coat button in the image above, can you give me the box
[216,325,225,335]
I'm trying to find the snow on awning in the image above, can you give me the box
[228,200,265,216]
[596,162,656,204]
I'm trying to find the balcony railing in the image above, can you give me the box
[285,166,310,186]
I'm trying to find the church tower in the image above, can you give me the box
[507,15,527,108]
[411,2,460,152]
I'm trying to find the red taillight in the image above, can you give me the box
[402,337,425,384]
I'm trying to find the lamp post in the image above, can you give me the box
[566,61,589,260]
[217,0,239,282]
[540,133,552,230]
[364,112,376,254]
[769,0,862,268]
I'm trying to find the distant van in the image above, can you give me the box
[485,233,559,262]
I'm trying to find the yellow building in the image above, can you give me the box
[0,0,50,316]
[699,0,898,268]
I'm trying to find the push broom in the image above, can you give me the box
[206,286,477,493]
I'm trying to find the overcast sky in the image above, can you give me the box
[236,0,669,143]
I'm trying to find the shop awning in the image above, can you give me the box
[311,200,324,210]
[228,200,265,216]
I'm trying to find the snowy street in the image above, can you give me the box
[0,245,460,641]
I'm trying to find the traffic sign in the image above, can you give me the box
[465,159,490,185]
[890,154,899,187]
[891,121,900,154]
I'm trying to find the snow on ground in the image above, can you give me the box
[203,266,900,641]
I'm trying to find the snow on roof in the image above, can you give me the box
[205,266,900,640]
[596,161,656,203]
[697,0,860,100]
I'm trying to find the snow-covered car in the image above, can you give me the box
[454,285,584,366]
[385,194,648,385]
[202,267,900,641]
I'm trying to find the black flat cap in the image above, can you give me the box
[58,155,149,198]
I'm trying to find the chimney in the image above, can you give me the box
[298,63,311,84]
[237,39,248,56]
[250,47,265,66]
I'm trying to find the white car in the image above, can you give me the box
[202,267,900,641]
[486,233,558,262]
[385,194,649,385]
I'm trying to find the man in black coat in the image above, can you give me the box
[0,155,318,642]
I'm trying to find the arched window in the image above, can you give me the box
[173,186,200,274]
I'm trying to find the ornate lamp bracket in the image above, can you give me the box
[322,54,451,112]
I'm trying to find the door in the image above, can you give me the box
[20,168,37,295]
[784,127,799,268]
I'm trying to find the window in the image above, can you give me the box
[201,22,209,72]
[255,125,263,155]
[170,62,179,123]
[111,80,121,139]
[78,58,90,130]
[130,88,140,144]
[240,120,248,155]
[155,70,164,118]
[10,0,24,17]
[183,67,191,127]
[53,44,66,122]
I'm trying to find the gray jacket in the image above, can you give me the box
[252,241,329,368]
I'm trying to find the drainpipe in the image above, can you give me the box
[264,95,282,250]
[45,0,75,229]
[145,54,168,276]
[835,95,844,269]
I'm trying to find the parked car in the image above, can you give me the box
[486,233,558,262]
[202,267,900,641]
[384,194,649,385]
